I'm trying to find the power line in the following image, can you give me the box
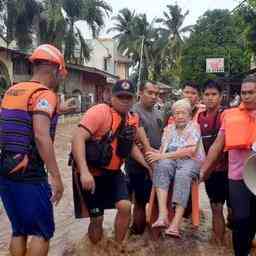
[229,0,248,14]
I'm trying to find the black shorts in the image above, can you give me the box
[125,162,152,206]
[81,171,129,218]
[205,171,228,205]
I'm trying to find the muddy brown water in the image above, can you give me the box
[0,118,238,255]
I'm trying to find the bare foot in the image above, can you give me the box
[152,217,169,228]
[165,225,181,238]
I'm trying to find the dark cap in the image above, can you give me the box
[112,80,136,96]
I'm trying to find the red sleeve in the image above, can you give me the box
[79,104,110,135]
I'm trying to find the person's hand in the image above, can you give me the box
[66,97,77,108]
[145,151,164,164]
[60,98,77,114]
[80,170,95,193]
[50,174,64,206]
[144,146,159,154]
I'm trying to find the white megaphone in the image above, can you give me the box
[243,153,256,196]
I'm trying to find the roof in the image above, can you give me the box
[0,46,28,56]
[0,46,119,80]
[67,63,119,80]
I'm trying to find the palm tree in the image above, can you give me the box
[157,4,193,58]
[0,0,111,63]
[156,4,193,82]
[109,10,160,81]
[82,0,112,37]
[6,0,41,50]
[62,0,112,62]
[107,8,136,53]
[38,0,66,50]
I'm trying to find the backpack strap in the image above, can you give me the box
[101,104,125,143]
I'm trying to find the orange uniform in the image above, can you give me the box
[79,103,139,172]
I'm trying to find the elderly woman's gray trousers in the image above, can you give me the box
[153,159,199,209]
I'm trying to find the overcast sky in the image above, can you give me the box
[78,0,241,38]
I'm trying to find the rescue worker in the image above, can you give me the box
[125,81,163,235]
[0,44,66,256]
[197,80,228,244]
[200,75,256,256]
[71,80,150,244]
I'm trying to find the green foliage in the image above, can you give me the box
[82,0,112,37]
[0,0,254,89]
[38,0,66,49]
[109,4,191,87]
[2,0,41,50]
[180,9,251,85]
[236,3,256,55]
[0,0,111,63]
[248,0,256,7]
[62,0,112,62]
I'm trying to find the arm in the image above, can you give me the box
[147,123,199,162]
[33,114,63,205]
[71,127,95,192]
[59,98,77,115]
[130,143,152,177]
[136,126,152,152]
[200,132,225,181]
[145,145,196,163]
[164,146,197,159]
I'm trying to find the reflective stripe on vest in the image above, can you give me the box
[0,82,57,153]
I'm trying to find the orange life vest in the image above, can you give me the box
[0,81,54,154]
[0,81,58,180]
[223,104,256,151]
[2,82,49,111]
[93,106,138,172]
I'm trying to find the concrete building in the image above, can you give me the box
[0,45,118,111]
[85,38,130,80]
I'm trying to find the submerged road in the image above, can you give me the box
[0,118,236,256]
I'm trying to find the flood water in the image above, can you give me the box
[0,118,252,256]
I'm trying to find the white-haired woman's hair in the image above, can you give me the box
[171,98,192,115]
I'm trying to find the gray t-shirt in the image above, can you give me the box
[133,103,163,149]
[125,103,163,173]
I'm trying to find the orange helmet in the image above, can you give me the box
[29,44,68,77]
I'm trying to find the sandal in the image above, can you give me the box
[165,226,181,239]
[152,218,169,228]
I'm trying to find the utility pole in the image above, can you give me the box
[137,36,145,96]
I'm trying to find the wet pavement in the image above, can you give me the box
[0,117,237,255]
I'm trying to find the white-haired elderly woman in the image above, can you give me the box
[146,99,205,238]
